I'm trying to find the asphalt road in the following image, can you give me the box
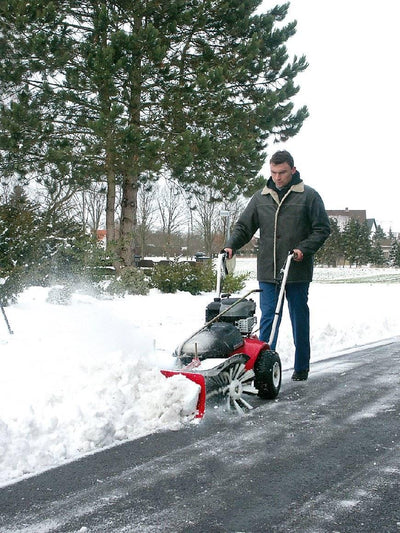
[1,341,399,533]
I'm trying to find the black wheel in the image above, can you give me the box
[254,349,282,399]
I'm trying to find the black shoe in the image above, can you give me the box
[291,370,309,381]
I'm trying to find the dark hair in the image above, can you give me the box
[270,150,294,168]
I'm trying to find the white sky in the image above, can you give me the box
[259,0,400,232]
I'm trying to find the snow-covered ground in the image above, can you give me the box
[1,258,399,487]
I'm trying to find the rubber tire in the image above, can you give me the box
[254,349,282,399]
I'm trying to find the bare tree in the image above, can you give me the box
[0,177,18,204]
[86,186,107,233]
[136,183,157,257]
[192,191,220,257]
[156,180,187,258]
[225,196,247,237]
[33,176,83,228]
[192,192,249,256]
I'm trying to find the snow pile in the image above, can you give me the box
[0,288,201,486]
[0,258,400,486]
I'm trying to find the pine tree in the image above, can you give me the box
[370,224,387,266]
[315,217,342,266]
[1,1,309,268]
[369,241,386,266]
[388,240,400,267]
[0,186,42,301]
[0,184,102,302]
[373,224,386,240]
[342,219,371,267]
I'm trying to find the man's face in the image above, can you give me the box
[270,162,296,188]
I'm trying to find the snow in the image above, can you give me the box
[1,258,400,487]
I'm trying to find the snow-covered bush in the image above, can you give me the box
[150,260,249,295]
[106,266,149,296]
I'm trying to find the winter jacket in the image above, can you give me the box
[225,172,331,283]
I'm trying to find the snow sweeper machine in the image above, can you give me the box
[161,251,294,418]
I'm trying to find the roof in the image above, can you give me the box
[326,209,367,222]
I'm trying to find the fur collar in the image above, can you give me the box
[261,181,304,196]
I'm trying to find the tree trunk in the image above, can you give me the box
[104,151,119,267]
[119,167,138,267]
[115,13,142,269]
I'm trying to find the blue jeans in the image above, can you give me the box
[259,282,310,372]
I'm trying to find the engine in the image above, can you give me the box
[205,297,257,336]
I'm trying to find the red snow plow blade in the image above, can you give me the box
[160,370,206,419]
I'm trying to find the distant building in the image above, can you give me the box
[96,229,107,242]
[326,208,377,235]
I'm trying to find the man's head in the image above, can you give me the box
[269,150,296,189]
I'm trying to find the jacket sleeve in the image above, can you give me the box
[225,195,260,253]
[297,191,331,255]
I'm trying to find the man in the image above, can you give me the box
[224,150,330,381]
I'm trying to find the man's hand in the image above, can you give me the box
[224,247,233,259]
[293,248,303,262]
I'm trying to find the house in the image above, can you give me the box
[326,208,377,235]
[96,229,107,242]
